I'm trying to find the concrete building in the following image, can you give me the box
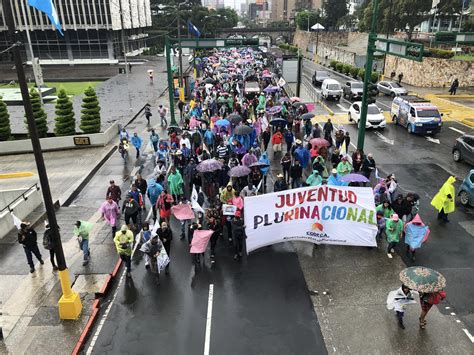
[270,0,322,22]
[0,0,152,64]
[348,0,365,15]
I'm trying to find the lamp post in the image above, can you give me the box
[2,0,82,319]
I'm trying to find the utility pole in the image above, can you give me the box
[177,8,184,101]
[382,0,393,79]
[2,0,82,319]
[165,37,177,126]
[357,0,379,151]
[296,51,302,97]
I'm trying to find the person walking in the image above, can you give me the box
[290,160,303,188]
[140,233,163,284]
[131,132,143,159]
[231,211,246,260]
[135,174,148,211]
[106,180,121,205]
[157,190,174,225]
[323,118,333,144]
[167,166,184,202]
[42,221,58,271]
[336,156,352,176]
[271,129,283,154]
[150,129,160,152]
[419,290,446,329]
[18,222,43,273]
[144,104,152,125]
[449,78,459,95]
[157,222,172,274]
[274,173,288,192]
[100,196,120,236]
[361,153,376,180]
[280,152,292,184]
[122,194,140,230]
[74,220,92,266]
[158,104,168,127]
[398,72,404,84]
[431,176,455,222]
[386,214,403,254]
[114,225,134,277]
[147,179,163,221]
[262,127,271,152]
[386,285,417,329]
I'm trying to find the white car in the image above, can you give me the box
[348,102,386,129]
[321,78,343,101]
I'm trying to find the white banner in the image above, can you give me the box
[277,77,286,87]
[244,185,377,252]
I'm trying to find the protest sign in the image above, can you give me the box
[190,230,213,254]
[244,185,377,252]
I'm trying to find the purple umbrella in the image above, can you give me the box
[340,173,370,183]
[266,106,282,115]
[196,159,223,173]
[279,97,290,103]
[228,165,251,177]
[263,85,280,93]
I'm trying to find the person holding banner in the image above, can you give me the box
[274,173,288,192]
[140,234,163,284]
[306,170,323,187]
[157,222,173,274]
[336,156,352,177]
[231,211,246,260]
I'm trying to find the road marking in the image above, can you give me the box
[374,131,394,145]
[204,284,215,355]
[450,312,456,315]
[0,172,34,179]
[376,100,391,111]
[462,329,474,343]
[426,137,440,144]
[336,104,349,112]
[449,127,465,134]
[387,253,393,259]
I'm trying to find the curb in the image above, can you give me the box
[72,259,122,355]
[321,101,334,116]
[434,94,474,99]
[461,118,474,127]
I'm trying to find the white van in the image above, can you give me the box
[321,78,343,101]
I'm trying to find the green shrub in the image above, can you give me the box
[335,62,344,72]
[330,60,338,69]
[350,66,359,78]
[0,95,11,141]
[343,64,352,75]
[423,48,455,59]
[358,68,365,79]
[24,88,48,138]
[80,86,101,134]
[370,72,379,83]
[54,88,76,136]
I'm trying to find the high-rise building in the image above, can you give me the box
[0,0,152,63]
[271,0,322,22]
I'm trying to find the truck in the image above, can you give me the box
[244,81,260,98]
[390,96,443,135]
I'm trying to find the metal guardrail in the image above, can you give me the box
[0,183,40,214]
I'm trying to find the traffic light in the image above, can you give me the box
[367,82,378,104]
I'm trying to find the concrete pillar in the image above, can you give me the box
[64,31,74,65]
[107,32,114,60]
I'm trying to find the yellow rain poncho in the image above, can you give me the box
[431,176,456,214]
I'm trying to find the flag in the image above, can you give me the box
[28,0,63,35]
[171,203,195,220]
[191,185,205,214]
[190,230,213,254]
[11,213,22,230]
[188,21,201,38]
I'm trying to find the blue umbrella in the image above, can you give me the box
[266,106,282,115]
[215,119,230,127]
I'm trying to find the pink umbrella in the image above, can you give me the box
[310,138,330,147]
[290,97,301,102]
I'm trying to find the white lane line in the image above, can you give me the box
[336,104,349,112]
[204,284,215,355]
[376,100,391,110]
[374,131,394,145]
[449,126,465,134]
[426,137,440,144]
[462,329,474,343]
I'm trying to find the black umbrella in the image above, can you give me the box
[249,162,270,169]
[167,125,182,134]
[204,78,215,84]
[292,102,306,108]
[225,114,243,125]
[234,125,253,135]
[301,113,315,121]
[269,118,287,126]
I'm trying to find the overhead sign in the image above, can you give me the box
[375,37,424,62]
[435,32,474,44]
[244,186,378,253]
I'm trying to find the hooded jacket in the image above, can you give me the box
[404,214,430,250]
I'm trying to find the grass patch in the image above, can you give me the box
[0,81,102,96]
[452,55,474,61]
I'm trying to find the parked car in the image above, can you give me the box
[321,79,343,101]
[312,71,330,87]
[348,102,386,129]
[458,169,474,206]
[377,81,408,97]
[343,81,364,101]
[452,134,474,165]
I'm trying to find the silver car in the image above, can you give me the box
[377,81,408,97]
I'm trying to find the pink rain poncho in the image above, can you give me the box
[99,200,120,227]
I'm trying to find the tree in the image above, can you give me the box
[0,96,11,141]
[80,86,101,134]
[54,88,76,136]
[25,88,48,138]
[337,14,357,30]
[295,10,322,30]
[393,0,432,40]
[323,0,348,29]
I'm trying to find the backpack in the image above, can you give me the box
[43,229,53,250]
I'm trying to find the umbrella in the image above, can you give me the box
[301,113,315,121]
[311,23,325,30]
[205,83,214,89]
[279,97,290,103]
[262,73,272,78]
[266,106,282,115]
[310,138,330,147]
[263,86,280,93]
[292,102,306,108]
[399,267,446,293]
[225,114,243,124]
[167,125,182,134]
[234,125,253,135]
[228,165,251,178]
[269,118,287,126]
[249,162,270,169]
[340,173,370,183]
[204,78,215,84]
[215,119,230,127]
[196,159,223,173]
[290,96,301,102]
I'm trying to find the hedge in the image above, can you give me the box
[350,66,359,78]
[80,86,101,134]
[342,64,352,75]
[335,62,344,72]
[24,88,48,138]
[278,43,299,54]
[54,88,76,136]
[423,48,455,59]
[330,60,338,69]
[0,95,11,141]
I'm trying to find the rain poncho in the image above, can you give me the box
[242,152,258,167]
[306,171,323,186]
[336,160,352,176]
[131,135,143,149]
[259,152,270,176]
[327,174,348,186]
[376,204,394,218]
[256,94,266,111]
[74,221,94,240]
[294,146,310,169]
[387,287,418,312]
[99,200,120,227]
[431,176,456,214]
[147,179,163,206]
[168,170,184,195]
[385,218,404,243]
[220,183,236,204]
[114,229,134,255]
[404,214,430,250]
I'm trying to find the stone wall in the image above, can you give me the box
[293,29,349,52]
[384,56,474,88]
